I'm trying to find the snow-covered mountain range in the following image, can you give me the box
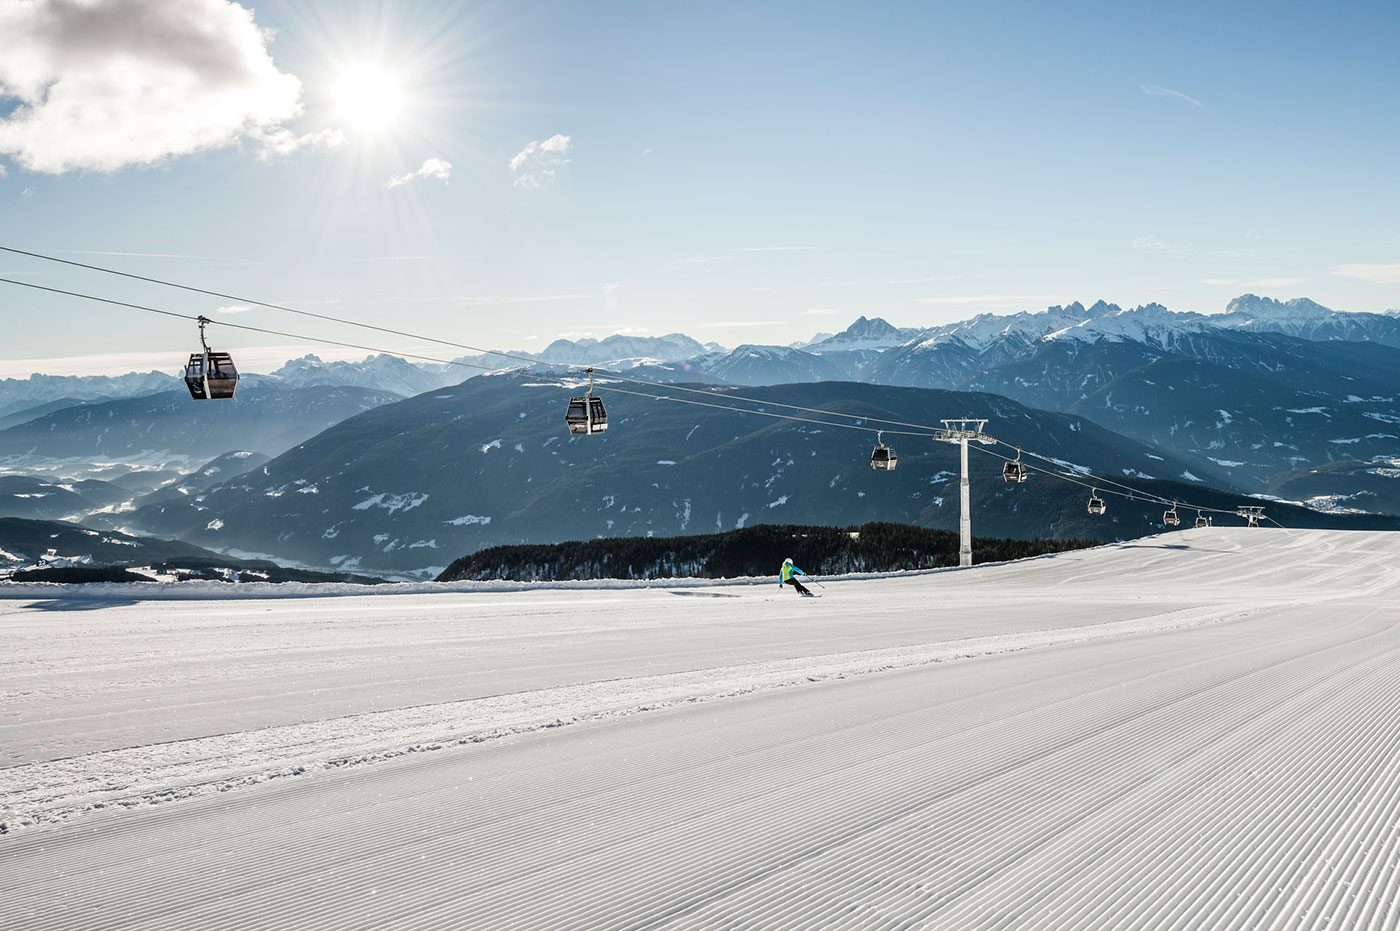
[2,293,1396,551]
[6,294,1394,416]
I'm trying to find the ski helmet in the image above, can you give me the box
[783,557,793,565]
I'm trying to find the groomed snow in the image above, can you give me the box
[2,528,1398,929]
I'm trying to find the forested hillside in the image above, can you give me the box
[437,521,1097,582]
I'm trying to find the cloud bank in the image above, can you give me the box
[510,134,571,189]
[1331,263,1400,285]
[1138,83,1206,109]
[0,0,335,173]
[386,158,452,189]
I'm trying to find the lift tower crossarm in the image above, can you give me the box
[1236,505,1266,527]
[934,419,995,567]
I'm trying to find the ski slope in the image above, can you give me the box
[2,528,1398,929]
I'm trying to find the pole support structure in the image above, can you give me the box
[934,419,994,567]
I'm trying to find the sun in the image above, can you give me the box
[329,61,408,138]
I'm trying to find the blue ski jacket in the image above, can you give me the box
[780,562,806,585]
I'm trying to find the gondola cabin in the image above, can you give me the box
[185,350,239,400]
[1195,514,1209,529]
[1003,461,1027,483]
[565,395,608,435]
[870,443,897,470]
[1163,508,1180,526]
[1087,492,1106,515]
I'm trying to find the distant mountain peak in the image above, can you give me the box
[845,314,900,334]
[277,353,326,367]
[807,315,910,353]
[1224,294,1334,319]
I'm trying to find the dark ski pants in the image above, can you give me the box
[785,578,811,595]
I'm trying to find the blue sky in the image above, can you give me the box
[1,0,1397,375]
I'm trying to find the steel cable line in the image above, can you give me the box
[602,385,937,438]
[1,246,1263,512]
[0,245,553,367]
[971,444,1158,502]
[0,275,919,442]
[969,443,1255,519]
[0,245,966,436]
[987,440,1177,506]
[0,269,1268,525]
[0,276,537,379]
[986,437,1193,507]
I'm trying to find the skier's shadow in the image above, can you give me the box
[1116,543,1234,553]
[668,590,740,598]
[22,598,142,611]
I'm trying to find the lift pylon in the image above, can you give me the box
[935,419,995,568]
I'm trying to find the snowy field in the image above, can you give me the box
[2,528,1399,929]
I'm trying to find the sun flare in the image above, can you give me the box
[329,61,408,138]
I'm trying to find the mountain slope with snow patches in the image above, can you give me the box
[0,383,402,476]
[118,375,1262,576]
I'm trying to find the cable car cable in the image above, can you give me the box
[0,266,1274,526]
[0,245,985,437]
[984,437,1184,508]
[0,274,930,441]
[968,443,1258,520]
[601,385,936,438]
[0,276,541,379]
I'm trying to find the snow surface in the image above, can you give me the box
[2,528,1399,929]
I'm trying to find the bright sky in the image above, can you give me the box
[1,0,1397,376]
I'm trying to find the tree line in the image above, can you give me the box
[437,522,1097,582]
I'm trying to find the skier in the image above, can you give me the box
[779,557,814,596]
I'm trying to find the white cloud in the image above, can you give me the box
[0,163,6,178]
[918,294,1059,306]
[215,304,252,314]
[0,0,333,173]
[1132,236,1255,261]
[256,126,344,160]
[0,343,373,378]
[557,324,636,339]
[672,247,816,269]
[813,274,961,289]
[452,293,591,306]
[1331,263,1400,285]
[61,249,202,258]
[1139,83,1206,109]
[693,320,789,328]
[1242,277,1307,288]
[386,157,451,189]
[510,134,571,189]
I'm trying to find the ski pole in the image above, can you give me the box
[811,578,826,590]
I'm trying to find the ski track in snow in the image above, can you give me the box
[2,528,1400,929]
